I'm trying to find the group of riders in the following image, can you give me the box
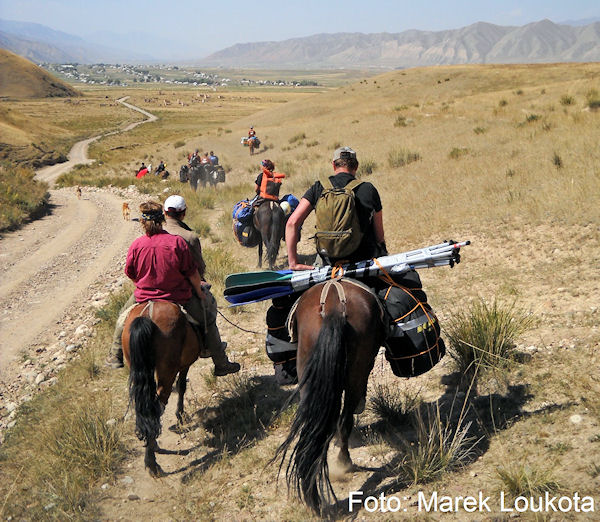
[136,161,169,179]
[107,144,390,387]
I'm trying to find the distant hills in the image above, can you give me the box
[0,48,79,98]
[200,19,600,69]
[1,17,599,68]
[0,19,153,64]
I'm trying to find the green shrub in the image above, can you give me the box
[560,95,575,106]
[473,126,487,135]
[174,140,186,148]
[0,165,49,231]
[553,152,563,169]
[394,115,407,127]
[388,148,421,168]
[288,132,306,144]
[358,159,377,176]
[499,99,508,107]
[497,464,560,498]
[448,147,469,159]
[525,114,541,123]
[445,299,534,380]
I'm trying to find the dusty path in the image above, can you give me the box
[0,98,155,399]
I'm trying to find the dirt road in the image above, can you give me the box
[0,98,153,396]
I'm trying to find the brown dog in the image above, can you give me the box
[122,202,130,220]
[76,186,82,199]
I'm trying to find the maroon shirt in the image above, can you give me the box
[125,230,198,303]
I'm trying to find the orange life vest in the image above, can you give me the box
[259,168,285,200]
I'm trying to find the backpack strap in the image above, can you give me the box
[345,179,363,191]
[322,177,362,191]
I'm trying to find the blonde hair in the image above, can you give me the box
[139,201,164,236]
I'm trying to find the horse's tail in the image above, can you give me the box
[275,308,347,514]
[128,316,162,444]
[267,203,284,267]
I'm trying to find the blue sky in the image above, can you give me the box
[1,0,599,58]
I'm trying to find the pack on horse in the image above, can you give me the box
[123,299,205,476]
[253,160,285,269]
[188,156,206,191]
[253,199,285,269]
[273,278,386,514]
[248,137,260,156]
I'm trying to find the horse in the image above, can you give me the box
[274,278,386,514]
[252,200,285,269]
[122,300,205,476]
[248,136,260,156]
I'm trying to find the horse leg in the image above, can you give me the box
[336,402,355,472]
[257,239,263,268]
[144,437,162,477]
[175,367,190,425]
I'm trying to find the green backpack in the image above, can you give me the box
[314,178,363,260]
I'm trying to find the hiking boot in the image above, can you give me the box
[213,361,240,377]
[105,353,124,369]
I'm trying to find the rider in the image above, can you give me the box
[200,152,211,166]
[106,200,239,376]
[248,126,256,139]
[286,146,386,269]
[209,151,219,165]
[274,147,386,390]
[253,159,284,202]
[163,195,240,376]
[155,160,166,175]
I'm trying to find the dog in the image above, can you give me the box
[122,202,130,221]
[76,186,82,199]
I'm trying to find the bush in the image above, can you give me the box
[288,132,306,144]
[0,165,49,231]
[388,148,421,168]
[525,114,541,123]
[394,115,407,127]
[174,140,186,148]
[497,464,560,498]
[445,299,534,382]
[560,95,575,106]
[357,159,377,176]
[473,127,487,135]
[398,402,477,484]
[448,147,468,159]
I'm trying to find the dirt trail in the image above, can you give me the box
[0,98,154,384]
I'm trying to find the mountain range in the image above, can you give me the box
[1,18,599,68]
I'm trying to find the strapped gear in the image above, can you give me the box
[378,270,445,378]
[314,178,363,260]
[232,199,260,248]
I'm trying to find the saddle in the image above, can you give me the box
[130,301,211,358]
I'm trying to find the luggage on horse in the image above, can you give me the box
[378,270,445,378]
[280,193,300,216]
[232,199,260,248]
[314,178,363,260]
[265,294,298,385]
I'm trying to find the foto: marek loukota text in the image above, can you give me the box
[348,490,595,513]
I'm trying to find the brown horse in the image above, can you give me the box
[122,300,204,476]
[248,137,260,156]
[253,200,285,270]
[274,278,386,514]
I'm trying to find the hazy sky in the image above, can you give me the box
[1,0,599,58]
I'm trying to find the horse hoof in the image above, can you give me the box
[147,464,165,478]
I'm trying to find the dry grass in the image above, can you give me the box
[2,62,600,519]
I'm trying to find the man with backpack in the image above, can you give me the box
[266,147,386,386]
[286,146,386,270]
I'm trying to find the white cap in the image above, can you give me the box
[164,195,186,212]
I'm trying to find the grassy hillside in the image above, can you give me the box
[1,63,599,520]
[0,48,80,99]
